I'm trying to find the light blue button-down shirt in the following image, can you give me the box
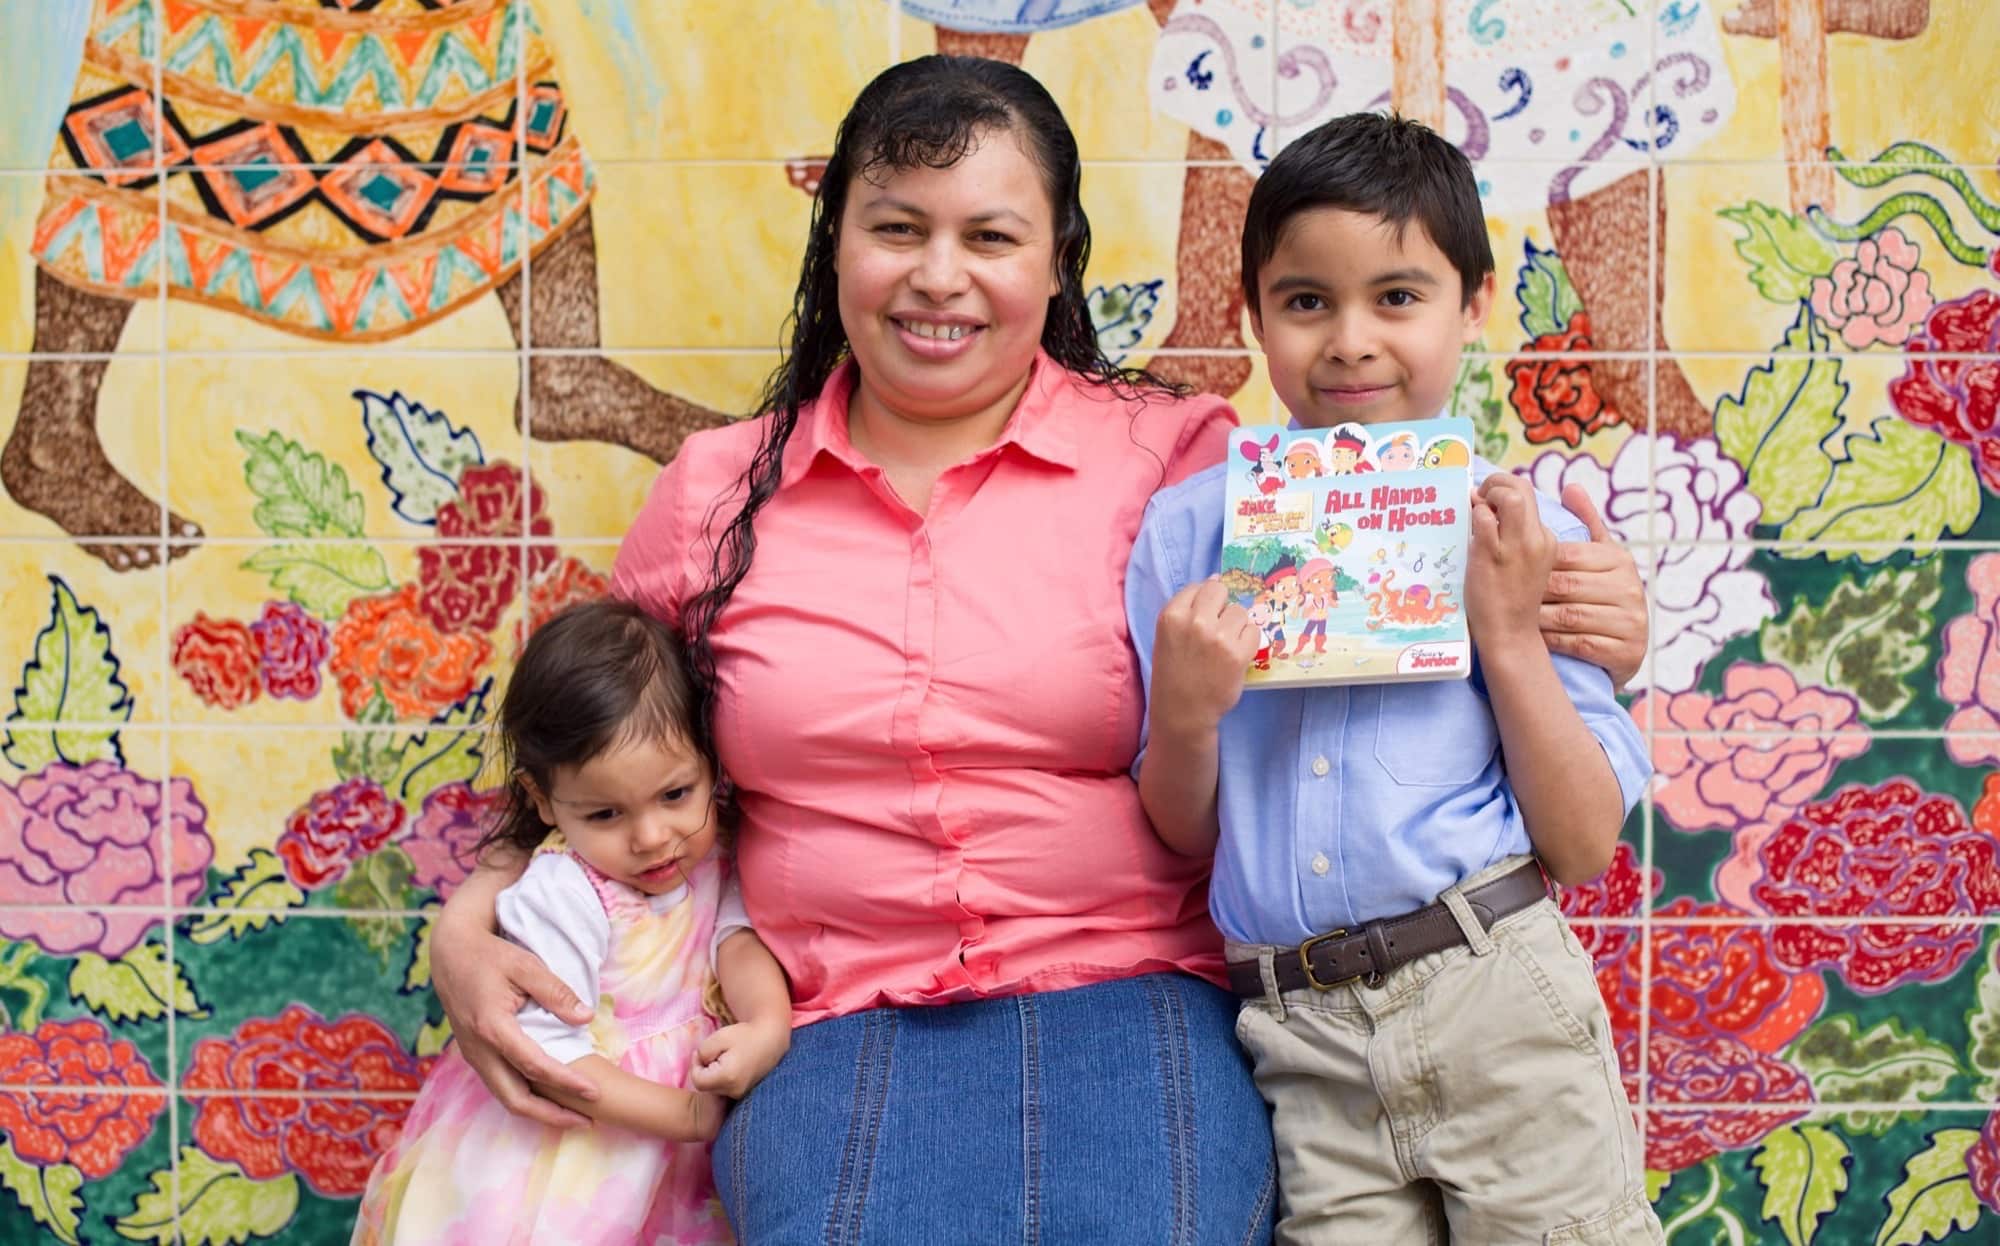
[1125,459,1651,945]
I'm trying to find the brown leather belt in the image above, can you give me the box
[1227,859,1551,997]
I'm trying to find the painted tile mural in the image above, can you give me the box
[0,0,1997,1240]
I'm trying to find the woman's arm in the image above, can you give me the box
[1543,484,1648,689]
[535,1057,724,1142]
[432,855,600,1128]
[690,930,792,1098]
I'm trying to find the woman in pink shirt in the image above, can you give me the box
[431,57,1648,1242]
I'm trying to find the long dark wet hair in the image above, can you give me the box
[480,601,728,859]
[679,55,1185,708]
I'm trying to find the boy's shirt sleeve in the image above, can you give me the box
[1533,480,1653,816]
[1124,470,1218,779]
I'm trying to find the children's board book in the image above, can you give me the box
[1224,417,1473,689]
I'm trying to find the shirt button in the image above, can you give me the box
[1311,756,1330,777]
[1311,853,1330,876]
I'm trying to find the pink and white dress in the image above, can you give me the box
[354,842,749,1245]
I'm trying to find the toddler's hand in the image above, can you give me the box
[1149,578,1259,736]
[690,1018,790,1099]
[1466,473,1557,650]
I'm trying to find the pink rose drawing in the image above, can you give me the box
[1808,227,1934,350]
[403,781,502,900]
[0,761,215,958]
[1634,664,1869,834]
[1939,552,2000,765]
[251,601,331,701]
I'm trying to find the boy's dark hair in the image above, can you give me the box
[1240,112,1494,314]
[480,600,728,859]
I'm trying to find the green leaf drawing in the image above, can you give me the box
[333,847,418,969]
[1450,352,1508,461]
[3,576,132,772]
[1645,1169,1672,1204]
[1515,240,1583,338]
[1784,1017,1959,1135]
[239,544,392,621]
[386,680,491,808]
[113,1149,299,1246]
[1752,1124,1851,1246]
[405,903,440,992]
[1777,417,1978,559]
[69,942,207,1022]
[234,429,366,539]
[0,942,51,1031]
[1758,558,1943,720]
[332,692,410,785]
[356,388,485,527]
[1966,936,2000,1101]
[415,1017,453,1058]
[1086,279,1163,363]
[185,849,306,946]
[1714,310,1845,529]
[1719,201,1841,304]
[0,1140,82,1246]
[1874,1129,1982,1246]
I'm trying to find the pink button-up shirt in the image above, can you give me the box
[612,354,1236,1024]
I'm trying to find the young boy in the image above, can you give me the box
[1125,114,1662,1244]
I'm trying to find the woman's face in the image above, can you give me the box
[835,127,1061,431]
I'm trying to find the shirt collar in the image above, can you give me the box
[786,350,1080,483]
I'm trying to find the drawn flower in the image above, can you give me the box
[1633,664,1869,833]
[184,1005,431,1197]
[1505,313,1619,446]
[1888,289,2000,492]
[1526,436,1774,692]
[1598,898,1826,1057]
[1737,777,2000,994]
[0,760,214,958]
[515,556,610,655]
[403,781,501,900]
[1808,227,1935,350]
[1633,1030,1813,1173]
[329,584,490,720]
[275,777,407,890]
[251,601,331,701]
[0,1019,166,1179]
[172,612,261,710]
[417,462,554,635]
[1971,1103,2000,1214]
[1938,553,2000,766]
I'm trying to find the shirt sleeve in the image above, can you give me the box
[710,871,752,970]
[1160,395,1238,488]
[494,854,609,1065]
[610,457,691,627]
[1124,495,1193,780]
[1535,485,1652,816]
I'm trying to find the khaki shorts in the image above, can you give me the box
[1227,858,1665,1245]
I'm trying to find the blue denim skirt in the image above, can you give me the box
[715,972,1275,1245]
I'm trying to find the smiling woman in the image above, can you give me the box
[425,56,1651,1244]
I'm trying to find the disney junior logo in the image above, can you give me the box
[1396,641,1470,676]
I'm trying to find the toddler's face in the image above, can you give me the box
[531,734,719,894]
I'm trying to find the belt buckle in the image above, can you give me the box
[1298,929,1359,991]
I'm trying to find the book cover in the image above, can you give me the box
[1223,418,1474,689]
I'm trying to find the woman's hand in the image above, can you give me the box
[1542,484,1648,689]
[433,871,600,1129]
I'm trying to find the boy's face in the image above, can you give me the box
[1250,207,1493,429]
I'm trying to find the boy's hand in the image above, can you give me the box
[690,1017,790,1099]
[1467,474,1557,649]
[1149,578,1259,736]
